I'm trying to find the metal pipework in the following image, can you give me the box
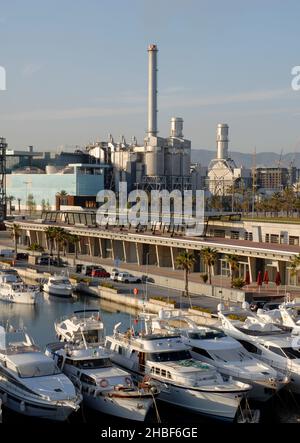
[147,44,158,136]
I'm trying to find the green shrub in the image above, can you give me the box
[231,277,245,289]
[149,296,176,306]
[191,305,212,314]
[100,282,117,290]
[200,273,208,283]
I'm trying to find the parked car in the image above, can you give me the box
[117,272,141,284]
[141,275,154,283]
[16,252,29,260]
[110,269,119,281]
[91,268,110,278]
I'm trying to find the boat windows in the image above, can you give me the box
[16,360,61,378]
[161,369,167,377]
[188,330,226,340]
[278,347,300,359]
[80,373,96,385]
[155,368,160,375]
[78,358,112,369]
[148,350,191,362]
[268,346,287,358]
[106,340,112,350]
[238,340,262,355]
[191,347,213,359]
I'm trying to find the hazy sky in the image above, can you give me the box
[0,0,300,153]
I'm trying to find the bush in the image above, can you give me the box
[231,277,245,289]
[200,273,208,283]
[100,281,117,290]
[150,296,176,306]
[191,306,212,314]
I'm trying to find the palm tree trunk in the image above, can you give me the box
[14,235,18,259]
[75,242,78,260]
[185,268,188,298]
[208,265,212,285]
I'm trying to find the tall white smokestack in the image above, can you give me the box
[216,123,229,159]
[147,44,158,136]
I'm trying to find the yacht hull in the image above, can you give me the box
[0,292,37,304]
[0,388,79,421]
[83,392,152,421]
[43,286,73,298]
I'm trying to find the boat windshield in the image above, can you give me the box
[209,348,253,363]
[148,350,191,362]
[52,279,70,285]
[188,330,226,340]
[74,330,101,344]
[76,358,112,369]
[282,347,300,359]
[17,360,61,378]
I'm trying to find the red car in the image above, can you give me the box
[91,268,110,278]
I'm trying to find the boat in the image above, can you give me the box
[218,302,300,394]
[256,301,300,335]
[150,309,289,402]
[45,342,159,422]
[55,310,104,346]
[0,270,39,305]
[0,324,82,420]
[105,320,252,422]
[43,274,73,298]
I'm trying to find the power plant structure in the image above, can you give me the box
[86,44,192,192]
[207,124,251,196]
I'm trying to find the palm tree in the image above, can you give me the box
[175,251,195,302]
[225,254,239,287]
[202,247,218,285]
[9,223,21,259]
[67,234,80,260]
[290,254,300,280]
[52,227,68,263]
[27,243,44,253]
[6,195,15,215]
[44,227,57,257]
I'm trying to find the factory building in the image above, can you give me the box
[207,124,251,196]
[87,45,192,192]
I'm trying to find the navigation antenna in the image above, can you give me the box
[251,147,256,218]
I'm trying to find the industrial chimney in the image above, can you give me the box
[170,117,184,138]
[216,123,229,160]
[147,44,158,136]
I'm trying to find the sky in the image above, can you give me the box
[0,0,300,153]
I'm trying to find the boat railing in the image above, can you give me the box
[113,331,144,350]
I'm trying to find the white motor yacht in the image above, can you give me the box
[43,275,73,298]
[218,303,300,394]
[105,321,253,422]
[0,325,81,420]
[0,271,39,305]
[150,309,289,402]
[45,342,158,422]
[55,310,104,346]
[256,301,300,335]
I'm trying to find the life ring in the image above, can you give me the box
[143,374,151,383]
[99,379,108,388]
[125,377,132,387]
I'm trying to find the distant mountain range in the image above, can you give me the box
[191,149,300,169]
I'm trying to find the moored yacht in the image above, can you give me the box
[0,325,81,420]
[43,275,73,298]
[45,342,158,422]
[218,303,300,394]
[105,321,253,422]
[256,301,300,335]
[0,271,39,305]
[55,310,104,346]
[149,310,289,401]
